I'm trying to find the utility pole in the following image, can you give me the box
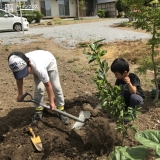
[18,0,24,34]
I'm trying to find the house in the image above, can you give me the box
[0,0,117,18]
[97,0,117,17]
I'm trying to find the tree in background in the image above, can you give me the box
[115,0,124,13]
[121,0,160,105]
[79,0,86,18]
[115,0,158,20]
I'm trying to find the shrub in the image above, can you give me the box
[22,10,44,23]
[119,21,128,27]
[22,11,35,23]
[33,10,44,23]
[98,10,108,18]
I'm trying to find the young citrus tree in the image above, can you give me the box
[79,39,138,144]
[130,1,160,104]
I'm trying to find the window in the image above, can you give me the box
[97,2,116,17]
[25,0,31,6]
[58,0,69,16]
[0,10,5,17]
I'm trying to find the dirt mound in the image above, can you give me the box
[0,102,117,160]
[71,117,116,156]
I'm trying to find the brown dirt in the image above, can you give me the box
[29,18,115,28]
[0,35,159,160]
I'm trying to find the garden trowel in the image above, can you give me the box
[29,127,43,151]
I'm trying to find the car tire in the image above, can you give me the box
[13,23,22,31]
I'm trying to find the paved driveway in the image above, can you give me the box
[0,18,151,49]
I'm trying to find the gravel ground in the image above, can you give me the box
[0,18,151,49]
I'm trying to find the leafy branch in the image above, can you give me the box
[79,39,138,144]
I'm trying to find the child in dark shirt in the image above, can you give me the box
[111,58,145,110]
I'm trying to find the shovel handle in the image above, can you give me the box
[20,92,33,102]
[39,102,84,123]
[21,93,85,123]
[29,127,36,138]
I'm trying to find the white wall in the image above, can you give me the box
[50,0,76,17]
[31,0,40,11]
[51,0,59,17]
[69,0,76,17]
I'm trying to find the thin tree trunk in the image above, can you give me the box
[152,24,159,104]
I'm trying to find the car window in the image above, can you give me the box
[0,11,14,17]
[0,10,5,17]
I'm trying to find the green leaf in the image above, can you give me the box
[78,43,88,48]
[97,44,103,50]
[120,110,123,117]
[88,55,96,63]
[135,130,160,149]
[89,43,96,51]
[100,50,107,57]
[101,59,108,71]
[109,146,147,160]
[109,146,127,160]
[119,145,148,160]
[155,145,160,156]
[94,39,105,43]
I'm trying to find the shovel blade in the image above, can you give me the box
[31,136,43,151]
[72,110,91,129]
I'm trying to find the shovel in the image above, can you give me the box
[20,92,91,128]
[29,127,43,151]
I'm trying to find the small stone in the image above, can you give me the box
[47,22,52,25]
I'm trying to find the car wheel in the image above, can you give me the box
[13,23,22,31]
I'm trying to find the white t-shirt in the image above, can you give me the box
[26,50,57,83]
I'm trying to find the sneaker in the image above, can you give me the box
[57,110,69,125]
[32,110,43,123]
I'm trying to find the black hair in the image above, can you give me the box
[111,58,129,74]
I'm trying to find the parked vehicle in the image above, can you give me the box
[0,9,29,31]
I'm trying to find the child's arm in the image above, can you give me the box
[124,77,136,94]
[16,79,23,101]
[44,81,56,110]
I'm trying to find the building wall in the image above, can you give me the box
[50,0,59,17]
[93,0,97,15]
[69,0,76,17]
[0,0,77,17]
[1,0,116,18]
[50,0,76,17]
[97,1,117,17]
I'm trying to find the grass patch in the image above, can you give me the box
[67,58,80,63]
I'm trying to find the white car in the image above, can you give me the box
[0,9,29,31]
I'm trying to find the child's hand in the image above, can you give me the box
[16,94,23,102]
[50,102,56,110]
[123,77,131,84]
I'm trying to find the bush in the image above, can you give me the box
[22,11,35,23]
[119,21,128,27]
[33,10,44,23]
[22,10,44,23]
[98,10,108,18]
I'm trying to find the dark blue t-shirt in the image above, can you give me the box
[115,73,145,99]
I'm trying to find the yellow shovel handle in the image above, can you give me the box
[29,127,36,138]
